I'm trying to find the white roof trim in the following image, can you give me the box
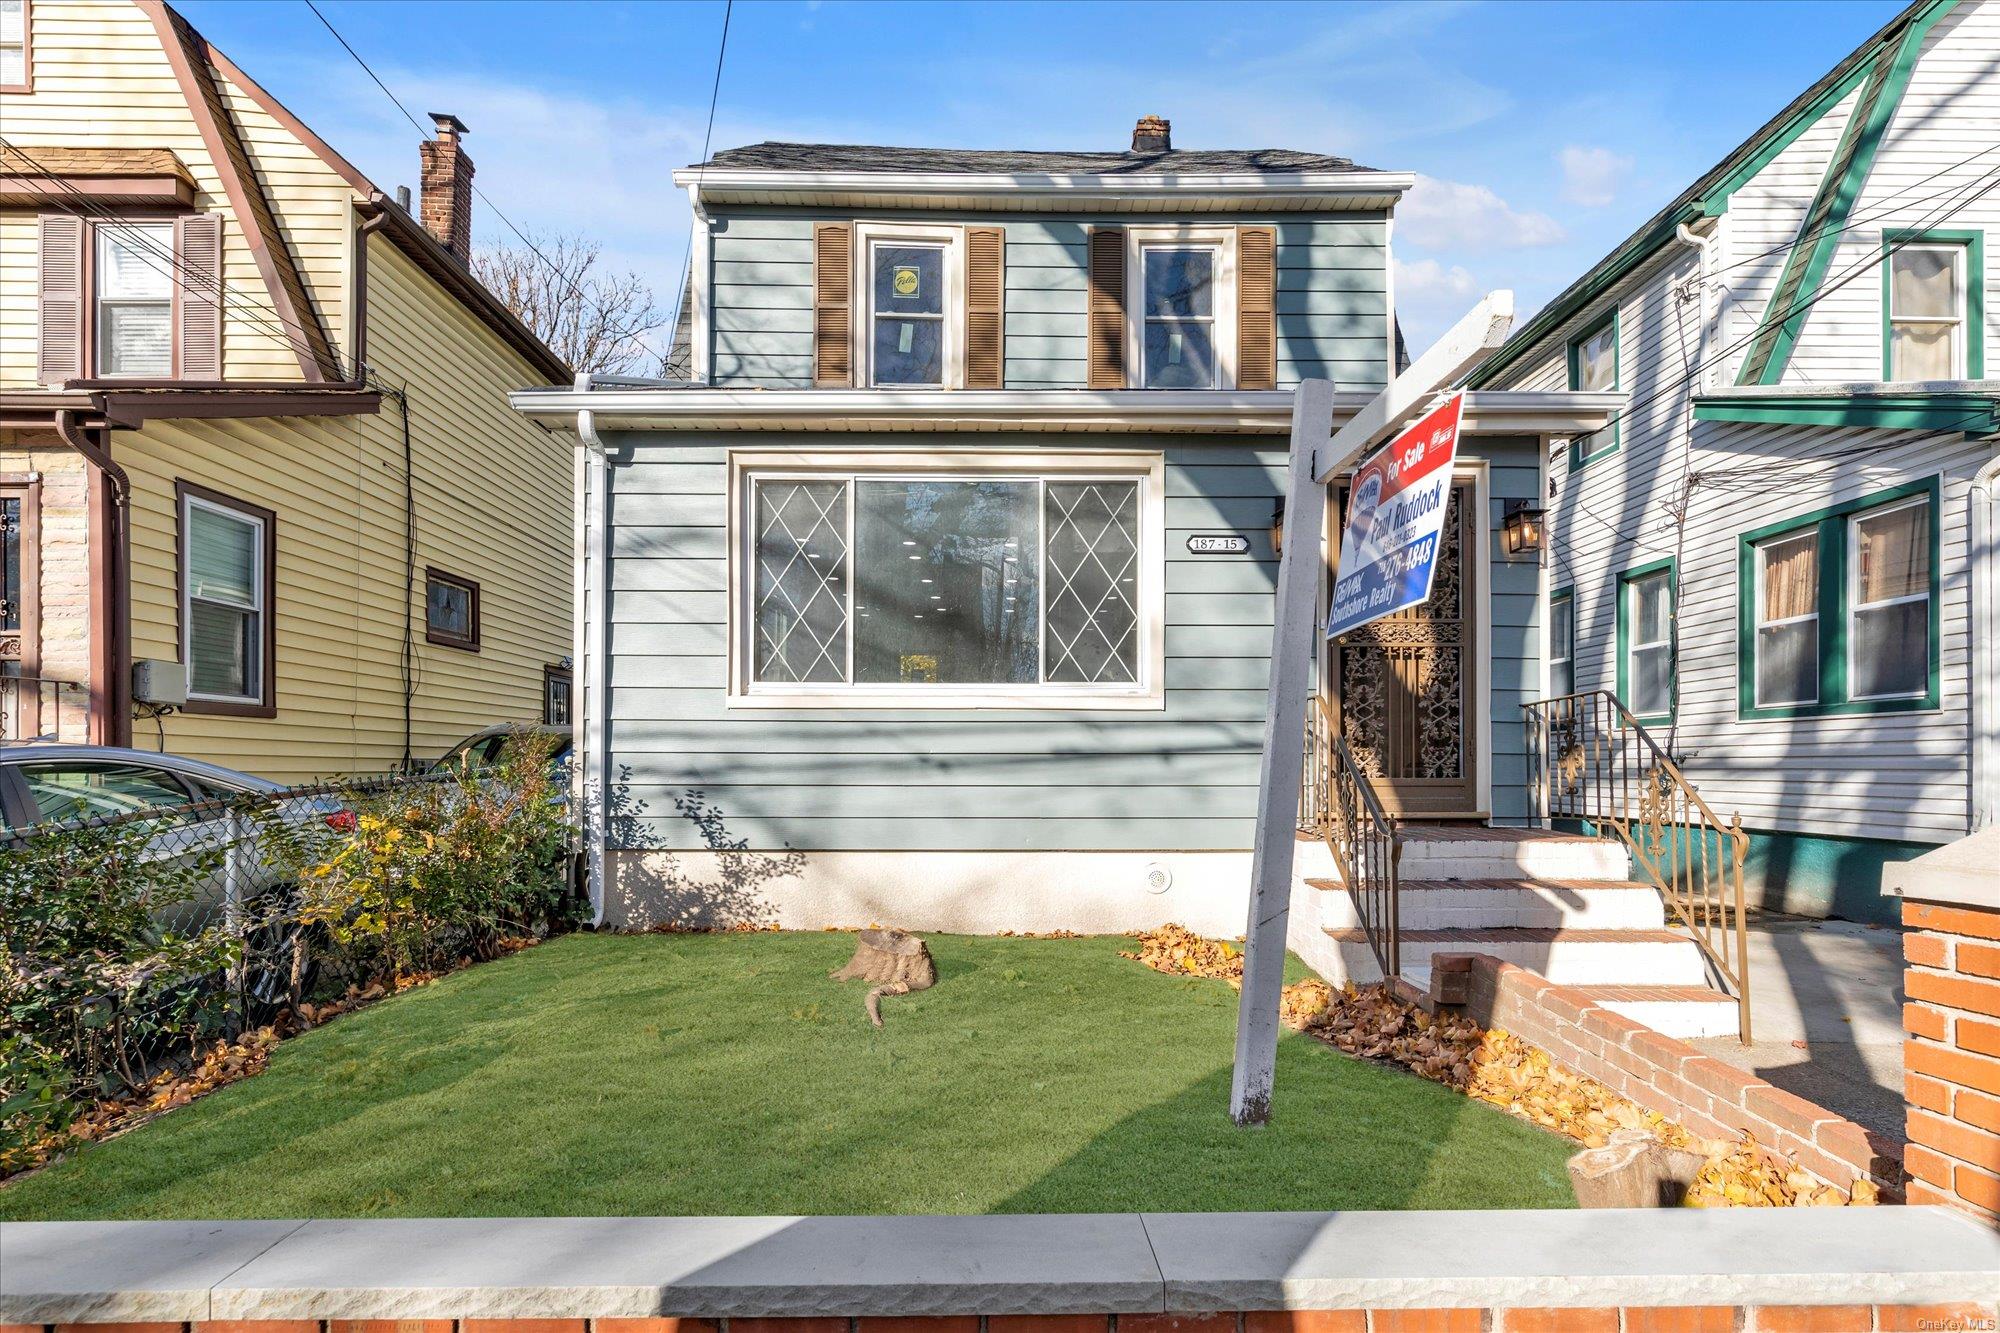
[508,387,1623,437]
[671,168,1415,200]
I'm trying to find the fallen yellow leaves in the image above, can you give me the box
[1123,925,1876,1208]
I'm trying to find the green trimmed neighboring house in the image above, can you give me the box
[1469,0,2000,922]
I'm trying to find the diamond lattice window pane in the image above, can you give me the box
[1044,480,1140,684]
[754,480,850,683]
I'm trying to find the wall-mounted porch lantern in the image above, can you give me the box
[1270,498,1286,559]
[1501,499,1546,556]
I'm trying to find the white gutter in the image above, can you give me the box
[509,386,1623,437]
[573,374,611,927]
[1973,447,2000,833]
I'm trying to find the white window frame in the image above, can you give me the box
[0,0,28,93]
[180,491,268,708]
[1126,226,1238,390]
[93,219,176,379]
[1624,569,1672,720]
[1845,493,1931,702]
[727,449,1165,710]
[854,222,964,390]
[1886,242,1966,382]
[1751,528,1821,709]
[1548,590,1573,699]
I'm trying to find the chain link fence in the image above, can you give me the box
[2,738,575,1168]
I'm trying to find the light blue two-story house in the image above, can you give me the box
[512,118,1623,951]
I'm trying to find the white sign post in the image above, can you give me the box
[1229,294,1514,1127]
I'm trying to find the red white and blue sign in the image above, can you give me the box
[1327,391,1465,641]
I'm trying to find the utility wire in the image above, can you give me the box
[304,0,666,354]
[665,0,735,372]
[4,137,351,378]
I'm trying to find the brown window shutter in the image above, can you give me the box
[175,213,224,380]
[1087,226,1126,388]
[813,222,853,388]
[1236,226,1277,390]
[37,213,85,386]
[965,225,1005,389]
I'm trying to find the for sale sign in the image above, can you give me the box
[1326,391,1465,641]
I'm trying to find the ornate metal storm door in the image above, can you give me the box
[1329,480,1478,817]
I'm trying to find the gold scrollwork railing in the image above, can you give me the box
[1301,695,1401,979]
[1523,689,1751,1043]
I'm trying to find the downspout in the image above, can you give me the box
[574,373,610,925]
[55,410,132,748]
[1972,446,2000,832]
[1664,222,1709,759]
[354,208,417,769]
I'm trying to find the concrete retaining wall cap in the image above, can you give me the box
[3,1208,1997,1323]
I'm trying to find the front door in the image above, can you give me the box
[1329,479,1479,817]
[1,482,38,741]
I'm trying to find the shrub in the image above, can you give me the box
[295,729,574,978]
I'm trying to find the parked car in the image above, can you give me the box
[430,724,571,778]
[0,744,349,936]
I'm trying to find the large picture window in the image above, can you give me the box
[736,454,1161,707]
[178,482,274,715]
[1737,479,1940,719]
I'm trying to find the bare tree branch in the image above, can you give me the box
[472,230,670,376]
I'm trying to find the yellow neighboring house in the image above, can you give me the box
[0,0,574,780]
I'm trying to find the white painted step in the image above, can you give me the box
[1321,926,1712,988]
[1381,967,1735,1038]
[1310,878,1667,931]
[1395,829,1631,882]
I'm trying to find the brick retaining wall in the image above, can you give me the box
[1428,953,1899,1195]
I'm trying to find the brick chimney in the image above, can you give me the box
[418,112,474,262]
[1131,115,1171,154]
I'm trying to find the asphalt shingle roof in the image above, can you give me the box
[697,142,1374,175]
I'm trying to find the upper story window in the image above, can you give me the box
[1737,479,1939,720]
[1883,231,1983,382]
[179,482,274,716]
[0,0,29,92]
[858,224,962,389]
[1128,228,1237,390]
[37,213,222,385]
[732,451,1162,708]
[1566,308,1620,468]
[96,222,175,378]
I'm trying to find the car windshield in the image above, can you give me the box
[436,732,568,773]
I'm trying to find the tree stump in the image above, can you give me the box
[831,928,937,1027]
[1567,1128,1707,1208]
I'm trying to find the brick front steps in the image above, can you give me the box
[1430,953,1899,1197]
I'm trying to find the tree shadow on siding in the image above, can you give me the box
[598,769,804,928]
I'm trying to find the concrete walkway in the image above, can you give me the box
[1690,914,1907,1141]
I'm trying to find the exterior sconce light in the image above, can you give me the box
[1270,497,1286,559]
[1501,499,1546,556]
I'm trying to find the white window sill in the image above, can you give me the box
[726,689,1166,712]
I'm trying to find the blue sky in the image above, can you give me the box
[179,0,1904,357]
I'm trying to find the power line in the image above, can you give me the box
[665,0,735,371]
[3,136,347,376]
[304,0,664,359]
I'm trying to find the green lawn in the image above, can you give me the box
[0,932,1576,1218]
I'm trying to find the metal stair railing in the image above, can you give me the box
[1522,689,1752,1043]
[1301,695,1403,979]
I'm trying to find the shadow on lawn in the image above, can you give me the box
[991,1033,1575,1215]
